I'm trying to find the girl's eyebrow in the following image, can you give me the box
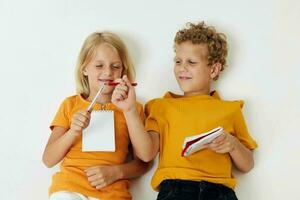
[94,60,122,63]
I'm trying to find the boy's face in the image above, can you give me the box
[174,41,214,96]
[83,43,123,97]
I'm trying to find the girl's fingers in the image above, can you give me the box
[122,75,133,89]
[73,120,85,128]
[91,179,104,187]
[73,113,90,123]
[114,90,128,101]
[88,174,100,182]
[116,84,128,92]
[113,78,123,84]
[85,168,97,177]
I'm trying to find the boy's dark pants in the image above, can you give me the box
[156,179,238,200]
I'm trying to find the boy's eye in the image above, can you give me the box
[174,60,181,64]
[189,60,197,65]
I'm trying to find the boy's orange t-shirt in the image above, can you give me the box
[145,91,257,191]
[49,94,144,200]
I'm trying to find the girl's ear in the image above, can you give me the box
[210,63,222,80]
[82,68,88,76]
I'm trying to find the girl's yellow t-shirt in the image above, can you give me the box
[49,94,144,200]
[145,91,257,191]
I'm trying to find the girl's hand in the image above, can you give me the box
[111,75,136,112]
[85,165,121,190]
[69,110,91,135]
[204,131,238,154]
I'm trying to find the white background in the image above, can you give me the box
[0,0,299,199]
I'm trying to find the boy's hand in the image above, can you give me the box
[112,75,136,112]
[69,110,91,136]
[205,132,238,154]
[85,165,121,190]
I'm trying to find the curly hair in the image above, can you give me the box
[174,21,228,72]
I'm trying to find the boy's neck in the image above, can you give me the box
[183,88,210,97]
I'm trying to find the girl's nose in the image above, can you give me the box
[103,66,112,76]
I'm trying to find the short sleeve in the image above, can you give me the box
[233,104,257,150]
[50,98,71,130]
[145,100,160,133]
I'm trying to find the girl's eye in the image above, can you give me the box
[96,64,103,68]
[112,65,121,69]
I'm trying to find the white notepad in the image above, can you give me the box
[181,127,223,157]
[82,110,115,152]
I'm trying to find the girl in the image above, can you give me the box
[43,32,148,200]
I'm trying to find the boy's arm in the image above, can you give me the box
[85,153,149,190]
[205,133,254,172]
[229,137,254,172]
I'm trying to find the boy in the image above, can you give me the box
[112,21,257,200]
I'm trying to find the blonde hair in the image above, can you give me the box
[75,31,135,97]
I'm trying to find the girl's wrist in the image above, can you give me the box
[124,106,138,116]
[67,129,81,138]
[114,165,124,180]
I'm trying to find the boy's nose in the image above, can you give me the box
[179,64,188,72]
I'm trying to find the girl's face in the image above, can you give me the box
[174,41,214,96]
[83,43,123,98]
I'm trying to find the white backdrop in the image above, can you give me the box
[0,0,299,199]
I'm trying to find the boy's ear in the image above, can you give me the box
[210,63,222,79]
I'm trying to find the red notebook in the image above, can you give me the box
[181,127,223,157]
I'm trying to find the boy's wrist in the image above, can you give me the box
[229,137,239,153]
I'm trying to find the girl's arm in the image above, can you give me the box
[111,75,160,162]
[205,133,254,172]
[42,110,91,168]
[85,152,149,190]
[124,109,160,162]
[42,127,78,167]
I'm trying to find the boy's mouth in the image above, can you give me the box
[179,76,192,80]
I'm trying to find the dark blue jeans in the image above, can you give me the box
[156,179,238,200]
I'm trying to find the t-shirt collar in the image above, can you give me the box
[163,90,221,100]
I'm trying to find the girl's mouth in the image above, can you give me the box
[99,79,114,83]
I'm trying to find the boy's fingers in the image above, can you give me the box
[212,134,226,143]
